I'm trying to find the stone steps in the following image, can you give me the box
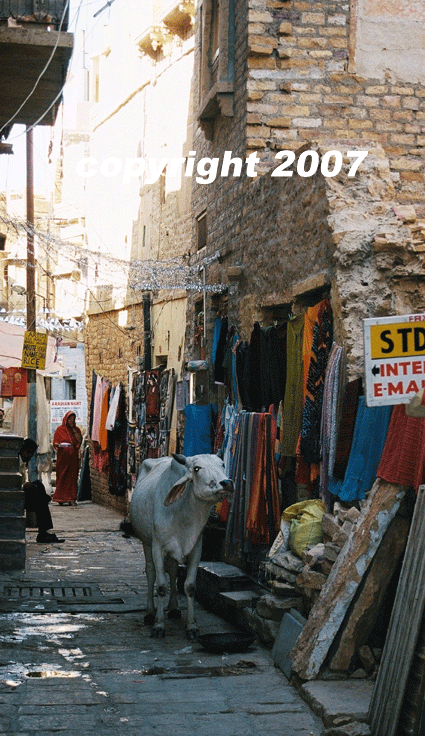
[0,434,25,571]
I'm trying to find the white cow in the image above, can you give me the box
[129,453,234,639]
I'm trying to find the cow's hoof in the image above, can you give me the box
[186,628,199,641]
[144,612,155,626]
[150,627,165,638]
[167,608,182,620]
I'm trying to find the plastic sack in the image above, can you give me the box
[283,499,326,559]
[268,519,291,558]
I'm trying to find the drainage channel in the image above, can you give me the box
[0,583,144,613]
[137,661,258,679]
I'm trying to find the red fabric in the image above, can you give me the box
[377,404,425,490]
[1,367,27,397]
[52,411,82,503]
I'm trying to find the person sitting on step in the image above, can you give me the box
[19,438,65,544]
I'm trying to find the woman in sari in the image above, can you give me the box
[52,411,82,506]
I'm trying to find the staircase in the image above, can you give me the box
[0,434,25,571]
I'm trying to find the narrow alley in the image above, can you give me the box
[0,501,324,736]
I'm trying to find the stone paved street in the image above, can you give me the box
[0,501,323,736]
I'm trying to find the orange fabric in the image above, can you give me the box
[99,384,110,452]
[294,304,322,478]
[246,414,280,545]
[302,304,321,399]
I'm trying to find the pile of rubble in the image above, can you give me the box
[251,482,407,683]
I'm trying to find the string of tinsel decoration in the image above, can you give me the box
[0,209,226,293]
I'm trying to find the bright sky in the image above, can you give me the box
[0,0,109,195]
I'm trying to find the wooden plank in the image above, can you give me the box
[328,511,410,671]
[290,479,407,680]
[369,486,425,736]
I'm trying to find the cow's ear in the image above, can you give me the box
[172,453,187,466]
[164,476,189,506]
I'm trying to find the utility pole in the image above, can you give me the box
[26,127,37,480]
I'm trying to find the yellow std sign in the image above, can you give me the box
[364,314,425,406]
[21,331,48,369]
[370,320,425,360]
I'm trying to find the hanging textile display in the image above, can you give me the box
[300,299,333,469]
[145,368,161,420]
[224,410,280,563]
[1,367,28,397]
[91,373,103,441]
[319,343,347,504]
[108,383,127,496]
[377,404,425,490]
[332,377,362,480]
[214,316,229,385]
[279,314,305,457]
[77,444,92,501]
[328,396,392,502]
[183,403,216,456]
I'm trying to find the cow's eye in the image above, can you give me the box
[193,466,200,472]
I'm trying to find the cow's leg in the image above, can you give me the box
[151,541,167,637]
[167,557,182,620]
[143,544,156,627]
[184,536,202,640]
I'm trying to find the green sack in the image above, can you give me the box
[283,499,326,559]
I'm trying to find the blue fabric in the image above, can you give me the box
[328,397,392,502]
[183,404,216,456]
[211,318,222,369]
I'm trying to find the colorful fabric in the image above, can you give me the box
[1,367,27,397]
[183,403,216,456]
[91,374,103,442]
[300,300,333,466]
[328,397,392,502]
[99,380,110,451]
[108,384,127,496]
[332,378,363,480]
[280,314,305,456]
[377,404,425,490]
[52,411,82,503]
[319,344,347,505]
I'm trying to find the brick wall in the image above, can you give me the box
[245,0,425,211]
[84,306,144,515]
[187,0,425,390]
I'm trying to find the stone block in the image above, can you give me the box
[297,568,327,590]
[268,580,299,597]
[300,679,373,727]
[220,590,260,609]
[0,539,25,571]
[0,516,26,539]
[244,608,280,646]
[392,204,416,222]
[267,117,291,127]
[302,542,325,565]
[322,513,341,540]
[278,22,292,35]
[272,608,306,678]
[256,593,302,621]
[0,471,23,490]
[0,434,23,457]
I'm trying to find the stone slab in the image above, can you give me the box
[0,539,25,571]
[300,679,373,727]
[220,590,260,608]
[272,608,306,678]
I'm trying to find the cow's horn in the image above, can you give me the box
[172,453,187,465]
